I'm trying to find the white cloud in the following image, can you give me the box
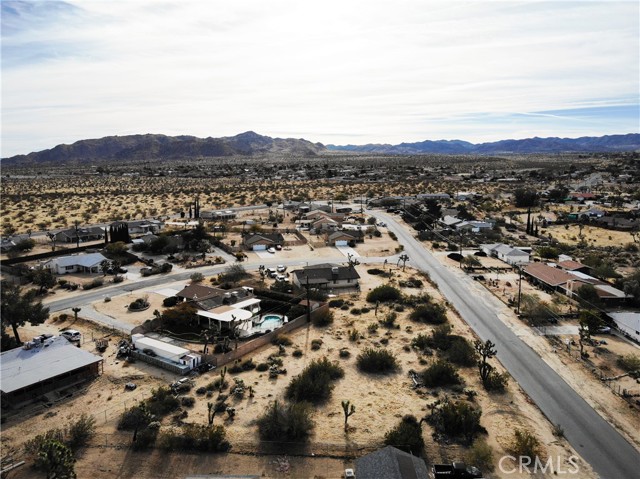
[1,0,638,156]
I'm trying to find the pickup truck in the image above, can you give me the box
[431,462,483,479]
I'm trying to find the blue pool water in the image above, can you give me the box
[261,315,283,329]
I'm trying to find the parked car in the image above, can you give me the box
[61,330,81,342]
[277,264,287,272]
[596,326,611,334]
[267,247,276,253]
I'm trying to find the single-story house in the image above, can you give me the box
[131,334,201,374]
[243,232,284,251]
[291,263,360,290]
[54,226,105,244]
[175,284,261,333]
[524,262,629,303]
[126,219,164,235]
[200,210,237,221]
[482,243,530,265]
[455,221,493,233]
[327,230,365,247]
[440,215,463,228]
[43,252,108,275]
[354,446,429,479]
[1,336,103,407]
[310,216,340,232]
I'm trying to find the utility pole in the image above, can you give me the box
[517,266,523,315]
[305,275,311,323]
[74,220,80,249]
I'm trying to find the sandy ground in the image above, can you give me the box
[434,251,640,451]
[2,264,596,479]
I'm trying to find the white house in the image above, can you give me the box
[482,243,530,265]
[43,252,108,275]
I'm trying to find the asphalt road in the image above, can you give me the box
[374,210,640,479]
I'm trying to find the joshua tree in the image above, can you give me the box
[474,339,497,384]
[71,307,81,323]
[219,366,227,393]
[207,402,216,426]
[342,400,356,431]
[397,253,409,271]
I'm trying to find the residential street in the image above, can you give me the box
[38,207,640,478]
[374,210,640,479]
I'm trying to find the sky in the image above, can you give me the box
[1,0,639,157]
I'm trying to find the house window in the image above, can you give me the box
[65,265,75,271]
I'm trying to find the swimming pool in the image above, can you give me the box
[261,315,284,330]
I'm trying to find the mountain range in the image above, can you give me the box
[2,132,639,165]
[1,131,325,165]
[327,133,640,155]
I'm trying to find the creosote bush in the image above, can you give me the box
[427,397,486,445]
[285,357,344,404]
[157,424,230,452]
[366,284,402,303]
[356,348,399,373]
[312,308,334,327]
[421,360,462,388]
[384,415,424,454]
[508,429,542,461]
[257,400,314,442]
[409,302,448,325]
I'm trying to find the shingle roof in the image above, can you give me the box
[355,446,428,479]
[49,252,107,268]
[292,264,360,283]
[1,337,102,394]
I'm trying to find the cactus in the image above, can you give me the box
[342,400,356,431]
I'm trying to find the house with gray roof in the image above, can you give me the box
[1,336,103,407]
[54,226,105,244]
[43,252,108,274]
[482,243,530,265]
[291,263,360,290]
[354,446,429,479]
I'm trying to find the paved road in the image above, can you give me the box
[374,210,640,479]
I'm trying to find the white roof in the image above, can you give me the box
[594,284,628,298]
[131,334,189,357]
[233,298,261,309]
[608,312,640,330]
[197,308,253,323]
[1,337,102,394]
[49,252,107,268]
[569,271,598,281]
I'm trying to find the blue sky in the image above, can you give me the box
[2,0,639,156]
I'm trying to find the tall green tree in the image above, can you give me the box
[1,281,49,346]
[29,268,56,294]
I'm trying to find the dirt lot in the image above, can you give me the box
[2,265,595,479]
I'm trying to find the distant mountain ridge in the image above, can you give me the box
[2,131,325,165]
[3,132,639,165]
[328,133,640,154]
